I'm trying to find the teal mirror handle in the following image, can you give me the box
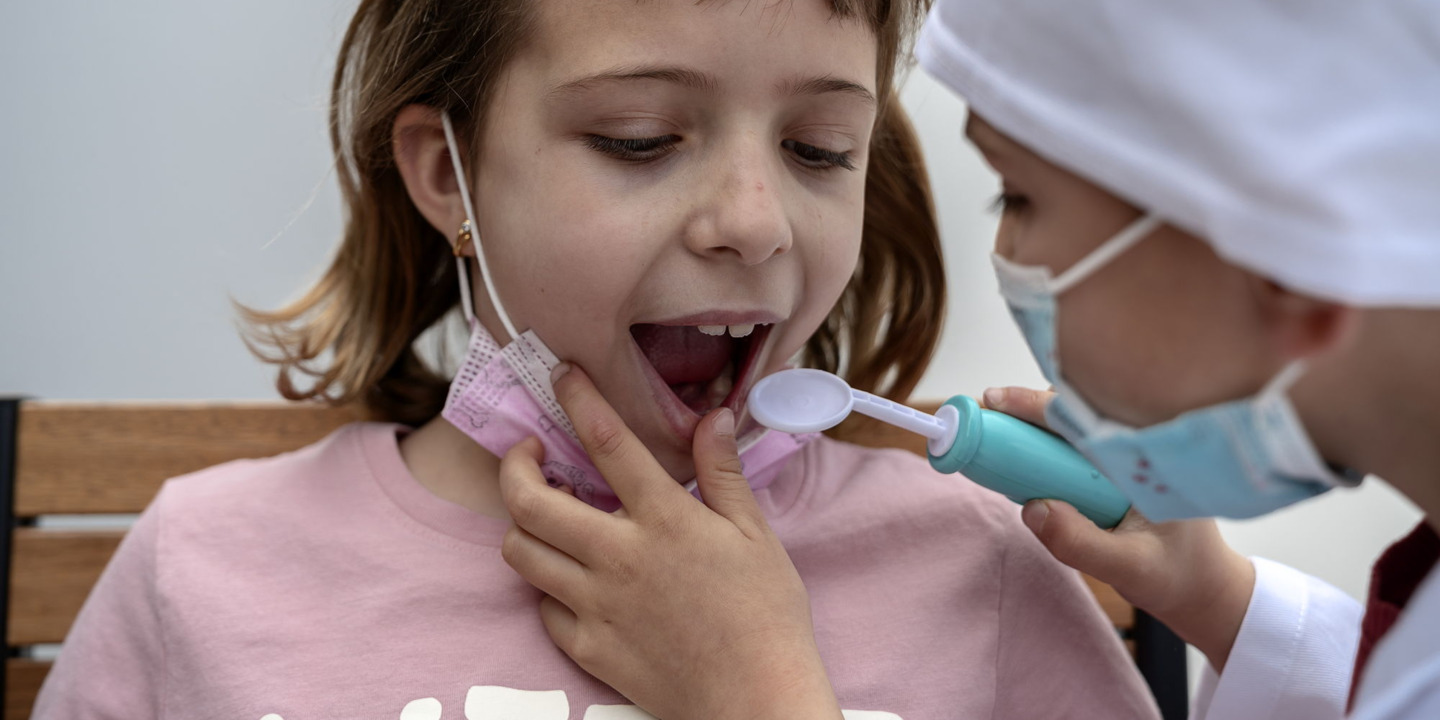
[927,395,1130,529]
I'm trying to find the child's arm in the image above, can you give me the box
[31,488,168,719]
[981,387,1256,673]
[986,388,1362,719]
[499,365,842,720]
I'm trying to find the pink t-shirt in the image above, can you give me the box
[33,423,1158,719]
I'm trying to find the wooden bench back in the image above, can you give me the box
[0,400,362,719]
[0,399,1160,720]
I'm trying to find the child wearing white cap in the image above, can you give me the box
[476,1,1440,718]
[912,1,1438,717]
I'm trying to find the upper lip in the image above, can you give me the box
[635,310,785,327]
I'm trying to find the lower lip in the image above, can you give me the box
[633,326,773,444]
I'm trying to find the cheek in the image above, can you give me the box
[478,146,653,354]
[769,201,864,365]
[1057,237,1275,425]
[812,228,862,313]
[1058,276,1186,421]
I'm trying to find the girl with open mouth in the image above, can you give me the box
[34,1,1155,718]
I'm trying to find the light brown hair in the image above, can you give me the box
[241,0,945,429]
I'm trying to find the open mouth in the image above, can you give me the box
[630,322,774,418]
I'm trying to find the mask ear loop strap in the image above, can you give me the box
[1051,213,1164,295]
[441,111,520,343]
[1266,360,1309,397]
[1256,359,1358,487]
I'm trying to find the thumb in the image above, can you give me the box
[1022,499,1142,584]
[691,408,763,529]
[982,386,1055,431]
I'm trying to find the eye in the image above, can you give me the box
[988,192,1030,214]
[586,134,680,162]
[782,139,856,171]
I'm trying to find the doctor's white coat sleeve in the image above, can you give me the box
[1191,557,1363,720]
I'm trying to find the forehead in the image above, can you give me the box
[966,111,1094,188]
[522,0,878,91]
[965,114,1029,162]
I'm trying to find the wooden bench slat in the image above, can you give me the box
[1083,574,1134,630]
[9,529,124,646]
[5,658,50,720]
[15,402,361,516]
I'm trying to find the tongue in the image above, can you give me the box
[631,324,734,385]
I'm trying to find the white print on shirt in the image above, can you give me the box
[259,685,904,719]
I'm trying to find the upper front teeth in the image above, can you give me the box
[698,324,757,338]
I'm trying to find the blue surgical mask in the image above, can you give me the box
[990,215,1359,521]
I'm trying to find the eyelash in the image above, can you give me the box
[585,135,681,161]
[781,139,856,171]
[585,135,856,171]
[989,192,1030,214]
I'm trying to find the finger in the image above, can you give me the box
[500,437,619,563]
[982,386,1056,430]
[551,364,689,514]
[1022,499,1148,585]
[538,594,581,661]
[692,408,764,532]
[501,524,587,601]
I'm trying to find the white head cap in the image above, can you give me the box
[917,0,1440,307]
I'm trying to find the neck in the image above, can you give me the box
[1298,309,1440,528]
[398,416,509,519]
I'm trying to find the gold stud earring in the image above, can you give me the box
[453,219,474,257]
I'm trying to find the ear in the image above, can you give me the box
[1251,277,1359,361]
[392,104,476,258]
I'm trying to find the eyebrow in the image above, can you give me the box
[549,66,719,98]
[548,64,876,107]
[781,74,877,107]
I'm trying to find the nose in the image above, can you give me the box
[682,142,794,265]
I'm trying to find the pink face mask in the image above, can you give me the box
[436,113,811,511]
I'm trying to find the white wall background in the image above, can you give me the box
[1,0,1422,678]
